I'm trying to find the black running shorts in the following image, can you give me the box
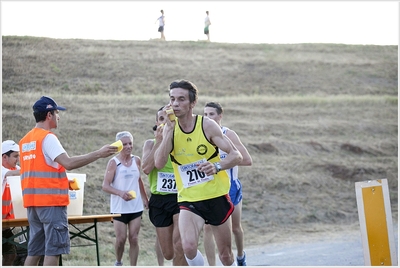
[149,193,180,227]
[179,194,234,226]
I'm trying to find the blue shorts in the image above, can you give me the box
[27,206,70,256]
[229,178,243,206]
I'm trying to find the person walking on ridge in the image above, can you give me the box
[204,11,211,42]
[156,9,166,40]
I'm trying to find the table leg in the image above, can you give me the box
[94,219,100,266]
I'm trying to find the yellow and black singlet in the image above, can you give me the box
[171,115,230,202]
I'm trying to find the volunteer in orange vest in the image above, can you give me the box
[19,96,118,266]
[2,140,21,266]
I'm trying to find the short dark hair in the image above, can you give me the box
[33,110,55,123]
[205,102,223,115]
[3,151,13,157]
[156,106,164,121]
[153,106,165,131]
[169,79,198,103]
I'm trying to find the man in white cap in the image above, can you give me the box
[19,96,118,266]
[2,139,21,266]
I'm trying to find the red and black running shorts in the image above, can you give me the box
[179,194,234,226]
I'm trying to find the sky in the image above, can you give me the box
[1,1,398,45]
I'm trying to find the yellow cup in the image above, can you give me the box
[69,178,80,190]
[110,140,123,152]
[166,108,176,121]
[128,190,136,199]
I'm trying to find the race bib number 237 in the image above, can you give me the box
[156,172,177,193]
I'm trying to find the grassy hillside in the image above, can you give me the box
[2,36,397,266]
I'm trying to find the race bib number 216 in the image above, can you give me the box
[178,159,214,188]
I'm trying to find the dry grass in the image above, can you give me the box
[2,36,397,266]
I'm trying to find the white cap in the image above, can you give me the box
[2,140,20,154]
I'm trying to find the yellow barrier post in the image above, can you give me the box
[355,179,397,266]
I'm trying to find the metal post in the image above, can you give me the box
[355,179,397,266]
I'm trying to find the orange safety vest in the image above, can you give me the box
[2,174,15,219]
[19,128,69,207]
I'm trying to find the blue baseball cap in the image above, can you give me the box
[33,96,66,112]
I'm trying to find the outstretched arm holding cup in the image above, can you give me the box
[19,96,116,266]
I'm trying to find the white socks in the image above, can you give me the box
[185,249,238,266]
[185,250,205,266]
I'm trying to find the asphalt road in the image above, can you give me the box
[212,224,398,266]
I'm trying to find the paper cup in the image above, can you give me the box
[111,140,123,152]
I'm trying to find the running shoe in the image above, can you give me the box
[237,251,247,266]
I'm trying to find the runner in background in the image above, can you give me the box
[142,107,187,266]
[203,102,253,266]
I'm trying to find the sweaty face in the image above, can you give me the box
[169,87,194,117]
[204,107,221,124]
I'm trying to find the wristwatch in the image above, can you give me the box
[214,162,222,174]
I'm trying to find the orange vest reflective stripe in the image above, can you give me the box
[19,128,69,207]
[2,181,15,219]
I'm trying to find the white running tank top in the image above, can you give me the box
[110,155,143,214]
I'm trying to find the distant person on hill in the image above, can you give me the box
[204,11,211,42]
[102,131,149,266]
[156,9,166,40]
[142,107,187,266]
[203,102,253,266]
[2,140,21,266]
[19,95,117,266]
[154,79,243,265]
